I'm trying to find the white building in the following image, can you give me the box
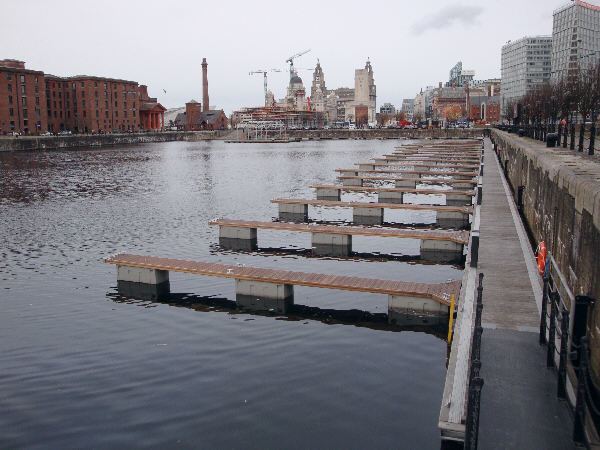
[401,99,414,121]
[501,36,552,113]
[552,0,600,81]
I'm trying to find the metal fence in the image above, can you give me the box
[539,256,599,446]
[464,273,484,450]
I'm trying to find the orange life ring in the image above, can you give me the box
[537,241,547,275]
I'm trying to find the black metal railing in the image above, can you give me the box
[464,273,484,450]
[539,258,599,446]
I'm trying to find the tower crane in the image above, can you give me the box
[286,49,311,79]
[249,69,282,104]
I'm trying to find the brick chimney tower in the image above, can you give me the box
[202,58,209,112]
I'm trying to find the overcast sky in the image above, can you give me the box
[2,0,575,113]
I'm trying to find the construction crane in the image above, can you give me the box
[286,49,310,79]
[249,69,282,103]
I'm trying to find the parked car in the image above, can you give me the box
[40,131,52,136]
[58,130,72,135]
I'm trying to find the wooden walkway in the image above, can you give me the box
[105,253,461,305]
[209,218,469,244]
[336,168,478,177]
[310,184,475,196]
[338,175,478,185]
[271,198,473,214]
[359,161,480,169]
[475,139,574,448]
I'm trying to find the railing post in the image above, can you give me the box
[539,273,549,345]
[464,377,485,450]
[547,292,557,368]
[557,308,570,400]
[570,123,576,150]
[589,124,596,156]
[573,336,589,444]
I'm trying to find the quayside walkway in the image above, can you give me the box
[476,138,574,449]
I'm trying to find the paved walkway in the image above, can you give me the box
[477,138,574,449]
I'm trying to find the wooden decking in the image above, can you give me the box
[359,161,480,169]
[338,175,478,185]
[336,168,478,177]
[209,218,469,244]
[310,184,475,196]
[105,253,461,305]
[271,198,473,213]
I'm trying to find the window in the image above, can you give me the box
[21,85,26,94]
[82,100,85,108]
[8,95,12,104]
[83,111,86,118]
[6,73,12,80]
[9,107,14,116]
[80,82,84,88]
[21,96,26,106]
[35,96,39,105]
[94,81,98,87]
[23,109,28,118]
[20,75,25,83]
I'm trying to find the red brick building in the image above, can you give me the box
[0,59,165,135]
[173,100,227,131]
[0,59,47,134]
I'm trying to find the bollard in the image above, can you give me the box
[470,232,480,268]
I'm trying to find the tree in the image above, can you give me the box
[443,105,462,122]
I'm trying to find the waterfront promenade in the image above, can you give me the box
[477,138,574,449]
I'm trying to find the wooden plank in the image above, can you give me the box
[336,168,479,177]
[338,175,478,185]
[105,253,461,304]
[270,198,474,213]
[310,184,475,196]
[209,218,470,244]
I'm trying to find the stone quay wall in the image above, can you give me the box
[0,131,222,152]
[491,130,600,377]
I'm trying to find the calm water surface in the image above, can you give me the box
[0,140,462,449]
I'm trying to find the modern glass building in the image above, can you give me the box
[552,0,600,80]
[500,36,552,115]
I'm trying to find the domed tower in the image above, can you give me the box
[286,75,306,110]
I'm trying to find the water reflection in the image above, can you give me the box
[106,289,448,340]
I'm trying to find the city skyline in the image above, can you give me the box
[1,0,575,113]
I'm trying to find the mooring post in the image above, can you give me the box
[470,231,480,268]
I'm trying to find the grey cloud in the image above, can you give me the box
[410,5,484,35]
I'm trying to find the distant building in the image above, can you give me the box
[379,102,396,115]
[447,61,475,87]
[0,58,165,135]
[501,36,552,115]
[431,84,466,122]
[413,90,425,121]
[174,100,227,130]
[401,99,414,121]
[173,58,228,131]
[552,0,600,81]
[310,60,327,114]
